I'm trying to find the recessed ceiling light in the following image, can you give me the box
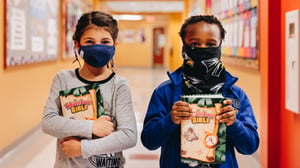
[113,14,144,21]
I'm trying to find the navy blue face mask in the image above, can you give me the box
[78,44,115,68]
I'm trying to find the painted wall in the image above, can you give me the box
[259,0,300,167]
[280,1,300,168]
[167,13,183,71]
[115,20,153,67]
[115,15,174,68]
[255,0,283,167]
[0,1,77,150]
[259,0,271,167]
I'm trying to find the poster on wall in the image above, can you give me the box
[188,0,203,16]
[5,0,59,68]
[210,0,258,69]
[63,0,92,59]
[221,7,257,59]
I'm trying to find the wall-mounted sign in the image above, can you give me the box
[285,9,300,114]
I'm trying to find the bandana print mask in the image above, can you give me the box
[79,44,115,68]
[182,44,226,94]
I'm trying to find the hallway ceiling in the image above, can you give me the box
[104,0,184,14]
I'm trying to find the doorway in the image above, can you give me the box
[153,27,165,67]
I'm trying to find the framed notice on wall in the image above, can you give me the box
[4,0,59,68]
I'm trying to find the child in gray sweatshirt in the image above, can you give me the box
[42,11,137,168]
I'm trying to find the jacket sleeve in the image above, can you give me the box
[226,86,260,155]
[141,84,179,150]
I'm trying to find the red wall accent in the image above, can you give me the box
[261,0,300,167]
[260,0,282,167]
[259,0,269,167]
[281,1,300,168]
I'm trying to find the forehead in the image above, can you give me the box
[81,26,112,39]
[185,21,221,40]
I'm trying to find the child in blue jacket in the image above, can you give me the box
[141,15,259,168]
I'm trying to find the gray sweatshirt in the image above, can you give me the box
[42,69,137,168]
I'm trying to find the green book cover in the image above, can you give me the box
[180,94,226,165]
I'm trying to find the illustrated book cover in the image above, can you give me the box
[180,94,226,165]
[59,83,104,120]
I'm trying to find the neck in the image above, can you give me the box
[79,64,112,81]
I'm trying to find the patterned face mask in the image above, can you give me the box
[182,44,226,94]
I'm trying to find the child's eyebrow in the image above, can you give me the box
[188,38,217,43]
[187,38,201,42]
[208,39,218,43]
[82,37,95,40]
[102,37,113,41]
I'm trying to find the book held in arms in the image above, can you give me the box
[180,94,226,165]
[59,83,104,121]
[60,84,123,166]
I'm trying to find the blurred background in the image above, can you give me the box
[0,0,300,167]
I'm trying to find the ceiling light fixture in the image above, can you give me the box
[113,14,144,21]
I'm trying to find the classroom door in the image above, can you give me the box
[153,27,165,66]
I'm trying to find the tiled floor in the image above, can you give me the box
[0,67,261,168]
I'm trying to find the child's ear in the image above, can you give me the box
[74,41,80,49]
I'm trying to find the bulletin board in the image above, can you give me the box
[210,0,259,69]
[4,0,59,68]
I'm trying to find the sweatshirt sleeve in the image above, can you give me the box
[226,87,260,154]
[141,86,179,150]
[41,72,93,139]
[80,79,137,158]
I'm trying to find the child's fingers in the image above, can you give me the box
[223,99,232,105]
[99,115,111,121]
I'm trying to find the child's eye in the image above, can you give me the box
[101,40,113,45]
[85,40,95,45]
[207,43,217,47]
[190,42,200,47]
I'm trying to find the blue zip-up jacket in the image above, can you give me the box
[141,67,259,168]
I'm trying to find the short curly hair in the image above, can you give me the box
[179,15,226,41]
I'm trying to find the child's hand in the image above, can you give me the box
[216,99,238,126]
[60,137,81,158]
[92,115,114,137]
[171,101,193,124]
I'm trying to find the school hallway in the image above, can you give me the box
[0,67,261,168]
